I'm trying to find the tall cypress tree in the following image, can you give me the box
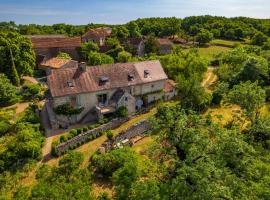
[8,45,20,86]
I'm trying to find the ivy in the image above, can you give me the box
[53,103,84,116]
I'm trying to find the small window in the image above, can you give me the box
[125,97,128,101]
[151,84,154,88]
[67,81,74,87]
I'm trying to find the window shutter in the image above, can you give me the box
[77,95,81,106]
[66,96,71,104]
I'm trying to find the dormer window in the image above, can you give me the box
[128,73,134,81]
[144,70,150,78]
[99,76,109,85]
[67,81,74,87]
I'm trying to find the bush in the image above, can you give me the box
[106,130,113,140]
[115,106,128,118]
[69,129,77,137]
[51,141,60,157]
[83,127,88,132]
[0,121,12,136]
[21,84,42,101]
[20,105,40,124]
[0,74,19,107]
[60,135,66,143]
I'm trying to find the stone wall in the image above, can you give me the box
[102,119,151,152]
[55,117,129,153]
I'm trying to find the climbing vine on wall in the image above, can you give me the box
[53,103,84,116]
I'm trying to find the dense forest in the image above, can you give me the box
[0,16,270,199]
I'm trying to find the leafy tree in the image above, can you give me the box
[92,147,138,176]
[57,52,71,60]
[0,74,19,106]
[144,35,158,54]
[0,31,35,84]
[58,151,84,174]
[251,32,268,46]
[211,81,229,105]
[262,39,270,50]
[126,22,141,38]
[227,81,266,119]
[32,152,94,199]
[105,38,124,60]
[246,114,270,149]
[150,103,267,199]
[81,41,99,60]
[112,26,130,38]
[87,52,114,66]
[195,29,213,46]
[117,51,132,63]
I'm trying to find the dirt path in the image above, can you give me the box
[22,76,38,84]
[202,67,218,91]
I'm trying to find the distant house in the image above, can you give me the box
[82,27,112,46]
[46,60,176,128]
[119,38,145,57]
[27,35,81,65]
[39,57,79,74]
[156,38,173,55]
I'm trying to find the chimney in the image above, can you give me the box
[79,62,87,72]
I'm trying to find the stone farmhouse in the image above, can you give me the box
[81,27,112,46]
[27,35,81,65]
[156,38,173,54]
[46,60,177,128]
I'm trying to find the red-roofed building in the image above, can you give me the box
[27,35,81,65]
[156,38,173,55]
[82,27,112,46]
[46,60,176,128]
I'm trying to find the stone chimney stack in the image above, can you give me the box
[79,62,87,72]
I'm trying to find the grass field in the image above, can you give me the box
[184,39,245,61]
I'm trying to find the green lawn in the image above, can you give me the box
[210,39,241,47]
[183,39,247,61]
[197,45,231,60]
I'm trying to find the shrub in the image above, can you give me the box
[21,84,42,101]
[0,121,12,136]
[83,127,88,132]
[51,141,60,157]
[53,103,84,116]
[88,135,93,141]
[69,129,77,137]
[115,106,128,118]
[0,74,19,107]
[60,135,66,143]
[106,130,113,140]
[77,128,82,134]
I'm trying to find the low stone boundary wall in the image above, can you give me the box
[102,119,151,152]
[55,117,129,153]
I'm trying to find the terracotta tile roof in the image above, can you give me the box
[83,27,112,38]
[164,79,177,92]
[40,58,72,69]
[119,38,143,46]
[48,60,168,97]
[28,36,81,48]
[156,38,173,46]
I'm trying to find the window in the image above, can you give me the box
[97,94,107,106]
[67,81,74,87]
[151,84,154,88]
[125,97,128,101]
